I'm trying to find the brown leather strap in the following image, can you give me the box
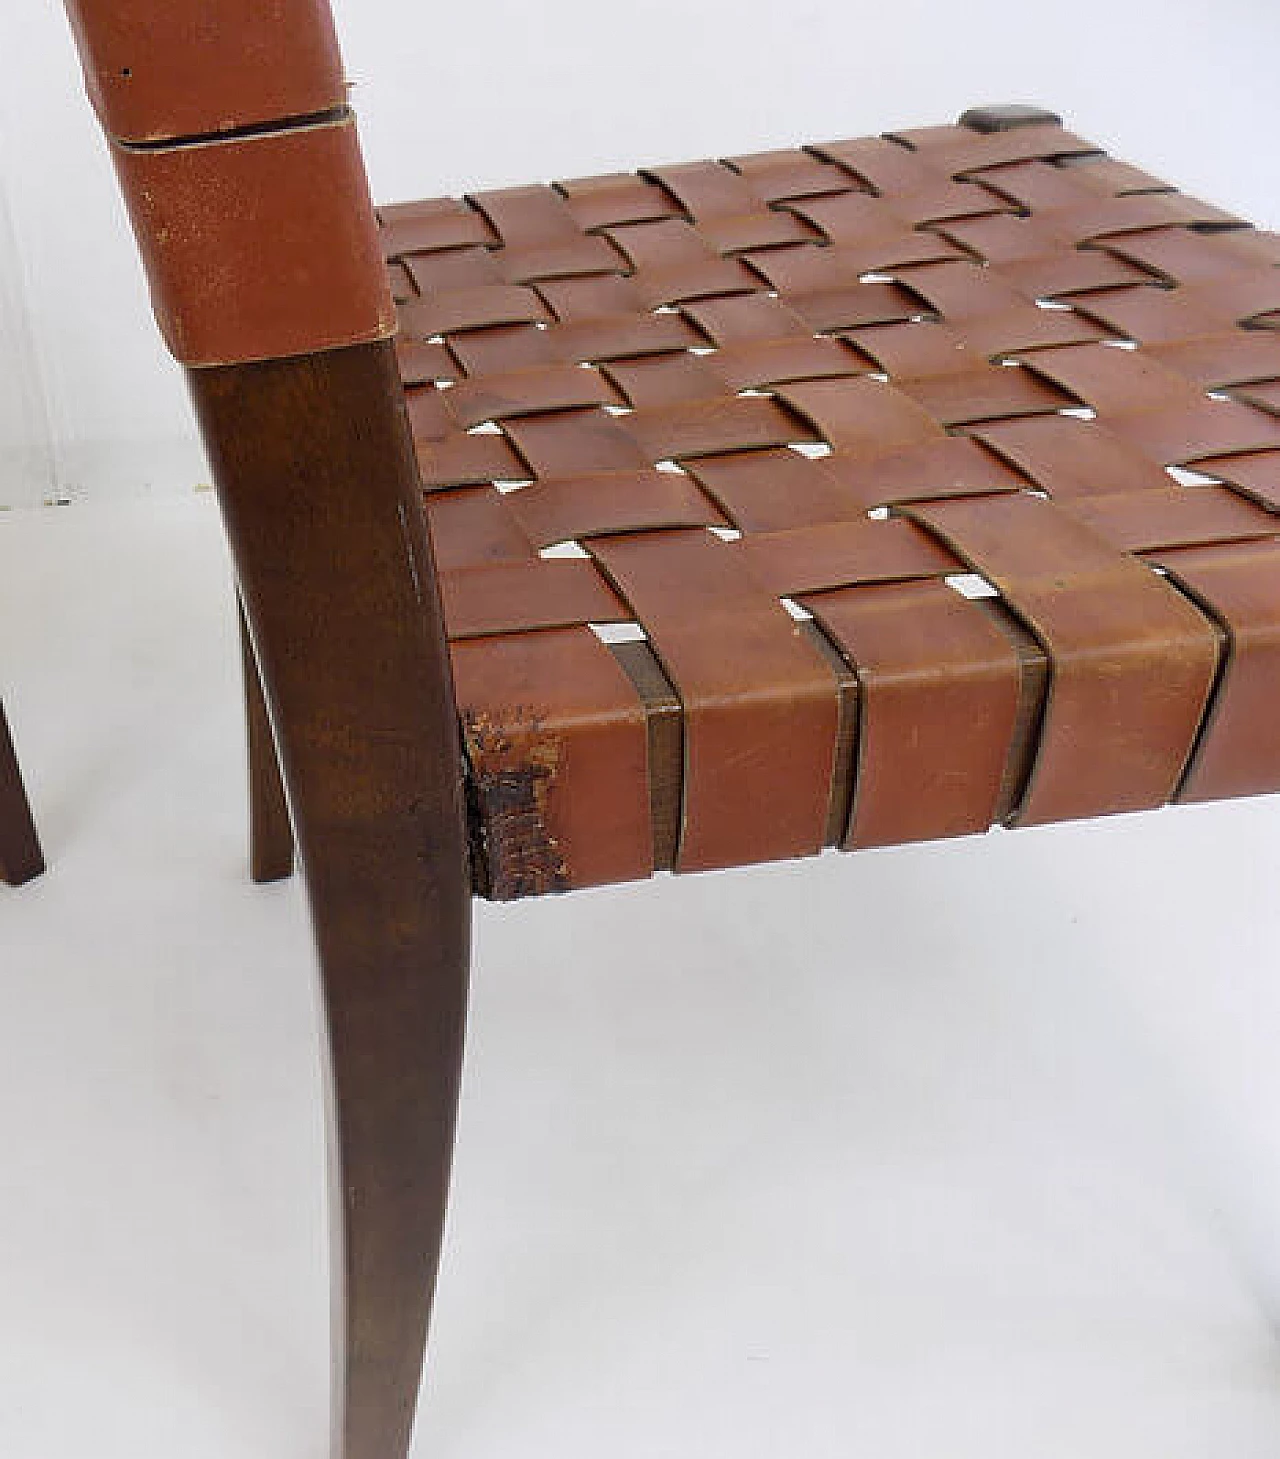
[1198,452,1280,513]
[1064,485,1277,555]
[1161,541,1280,803]
[504,469,728,549]
[590,530,841,873]
[112,116,395,366]
[449,627,652,897]
[63,0,395,366]
[908,493,1220,824]
[441,560,629,640]
[64,0,344,143]
[808,580,1022,849]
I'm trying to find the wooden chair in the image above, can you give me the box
[0,696,43,887]
[59,4,1280,1456]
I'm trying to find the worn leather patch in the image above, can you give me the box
[112,114,395,366]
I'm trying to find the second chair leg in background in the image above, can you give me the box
[0,698,45,887]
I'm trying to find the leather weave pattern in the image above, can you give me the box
[380,118,1280,899]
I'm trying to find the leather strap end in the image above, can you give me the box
[63,0,346,144]
[112,114,397,368]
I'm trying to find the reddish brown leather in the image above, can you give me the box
[908,493,1220,823]
[65,2,394,367]
[810,580,1022,848]
[1198,452,1280,512]
[590,530,840,873]
[1161,541,1280,803]
[736,518,955,598]
[449,628,652,897]
[505,469,728,549]
[441,560,629,640]
[374,114,1280,896]
[112,116,395,366]
[64,0,344,144]
[1065,485,1277,554]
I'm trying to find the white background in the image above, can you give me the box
[3,3,1280,1457]
[0,0,1277,504]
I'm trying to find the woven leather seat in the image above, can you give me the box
[384,112,1280,899]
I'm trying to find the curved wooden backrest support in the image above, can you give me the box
[62,6,473,1459]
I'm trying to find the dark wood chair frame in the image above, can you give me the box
[198,344,473,1459]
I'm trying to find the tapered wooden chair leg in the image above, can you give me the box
[190,342,473,1459]
[311,849,470,1459]
[0,700,44,886]
[238,598,295,882]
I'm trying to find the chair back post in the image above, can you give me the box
[62,7,473,1458]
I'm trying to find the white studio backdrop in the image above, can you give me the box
[0,0,1276,507]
